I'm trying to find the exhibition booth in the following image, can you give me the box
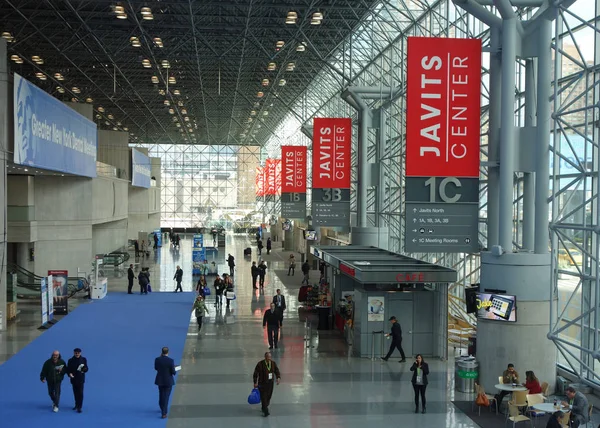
[310,245,457,359]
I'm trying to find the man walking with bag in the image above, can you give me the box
[154,347,176,419]
[67,347,88,413]
[253,351,281,417]
[40,350,67,412]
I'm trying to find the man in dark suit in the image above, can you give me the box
[127,264,136,294]
[263,303,281,349]
[173,266,183,292]
[272,289,286,326]
[381,316,406,362]
[251,261,259,289]
[154,347,176,419]
[67,348,88,413]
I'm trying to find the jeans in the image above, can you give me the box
[47,382,62,407]
[196,316,203,330]
[259,275,265,287]
[288,266,295,275]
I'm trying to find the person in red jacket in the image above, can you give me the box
[524,370,542,394]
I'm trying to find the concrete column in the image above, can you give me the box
[477,252,555,393]
[487,28,502,248]
[0,39,9,329]
[350,226,389,249]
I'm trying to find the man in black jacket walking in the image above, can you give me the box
[272,289,287,326]
[40,350,67,412]
[258,261,267,288]
[263,303,281,349]
[173,266,183,292]
[251,261,259,289]
[67,348,88,413]
[381,316,406,362]
[127,264,136,294]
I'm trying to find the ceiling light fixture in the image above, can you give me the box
[276,40,285,50]
[54,73,65,81]
[267,62,276,71]
[32,55,44,65]
[164,100,170,106]
[153,37,163,47]
[168,76,176,84]
[169,108,175,114]
[173,89,181,95]
[257,91,264,98]
[286,62,295,71]
[107,114,114,119]
[72,86,81,93]
[142,59,151,68]
[181,109,187,115]
[86,97,93,103]
[98,106,105,112]
[71,97,78,103]
[151,76,159,84]
[177,101,184,107]
[161,60,170,68]
[250,110,256,116]
[34,72,46,80]
[124,127,129,131]
[158,89,166,95]
[130,36,141,47]
[1,32,14,42]
[311,11,323,25]
[10,54,23,64]
[279,79,286,86]
[285,11,297,24]
[141,7,154,20]
[262,79,269,86]
[296,42,307,52]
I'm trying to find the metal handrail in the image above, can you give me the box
[371,330,385,360]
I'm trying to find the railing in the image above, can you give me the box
[304,319,314,349]
[371,330,385,360]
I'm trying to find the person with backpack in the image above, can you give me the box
[139,270,149,294]
[193,295,209,331]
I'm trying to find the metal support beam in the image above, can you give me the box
[523,59,536,250]
[487,28,501,248]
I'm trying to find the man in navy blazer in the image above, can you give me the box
[154,347,176,419]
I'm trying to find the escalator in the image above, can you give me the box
[8,263,89,299]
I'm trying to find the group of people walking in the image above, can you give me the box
[40,348,89,413]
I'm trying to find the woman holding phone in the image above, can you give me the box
[410,354,430,414]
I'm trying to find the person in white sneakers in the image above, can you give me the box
[40,350,67,412]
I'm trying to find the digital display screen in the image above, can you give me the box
[476,293,517,322]
[304,230,318,240]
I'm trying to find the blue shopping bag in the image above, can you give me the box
[147,283,152,293]
[247,388,261,405]
[203,286,211,296]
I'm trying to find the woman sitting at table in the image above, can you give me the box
[524,370,542,394]
[546,411,564,428]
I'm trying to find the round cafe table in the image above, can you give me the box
[495,384,528,392]
[532,403,569,413]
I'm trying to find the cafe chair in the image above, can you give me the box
[506,391,529,422]
[499,376,505,385]
[525,393,544,418]
[561,410,571,428]
[540,382,549,397]
[473,383,498,416]
[585,404,594,427]
[507,402,533,427]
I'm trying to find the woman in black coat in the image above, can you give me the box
[410,354,430,414]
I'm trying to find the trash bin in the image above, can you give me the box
[455,357,478,393]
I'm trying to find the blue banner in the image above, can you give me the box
[131,148,151,188]
[153,229,162,247]
[13,74,97,177]
[193,234,204,248]
[192,248,207,275]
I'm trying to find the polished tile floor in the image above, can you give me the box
[1,234,482,427]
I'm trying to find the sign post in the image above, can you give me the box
[311,118,352,227]
[281,146,307,219]
[404,37,482,253]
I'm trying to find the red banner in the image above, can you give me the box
[281,146,307,193]
[255,167,264,197]
[312,118,352,189]
[406,37,482,178]
[265,158,281,196]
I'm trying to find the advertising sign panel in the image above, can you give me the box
[131,148,151,188]
[312,118,352,226]
[312,118,351,189]
[47,275,54,322]
[255,166,265,197]
[405,37,481,178]
[367,296,385,322]
[476,293,517,322]
[265,158,281,196]
[40,278,48,326]
[192,234,206,275]
[405,37,482,253]
[13,73,97,177]
[281,146,307,218]
[49,270,69,314]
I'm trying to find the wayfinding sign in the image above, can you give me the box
[404,37,482,253]
[281,145,307,219]
[311,118,351,227]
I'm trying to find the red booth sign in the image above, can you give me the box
[281,146,307,193]
[406,37,482,178]
[312,118,352,189]
[265,158,280,196]
[255,166,264,197]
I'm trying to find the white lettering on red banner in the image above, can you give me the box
[406,37,481,178]
[312,118,352,189]
[255,166,264,197]
[281,146,306,193]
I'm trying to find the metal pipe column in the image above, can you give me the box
[499,19,518,251]
[487,27,502,248]
[375,108,387,227]
[357,107,369,228]
[523,59,536,250]
[534,19,552,254]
